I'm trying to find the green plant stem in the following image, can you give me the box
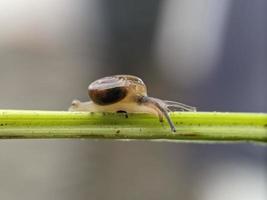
[0,110,266,143]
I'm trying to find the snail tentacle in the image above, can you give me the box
[162,100,197,112]
[138,96,176,132]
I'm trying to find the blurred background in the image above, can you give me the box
[0,0,266,199]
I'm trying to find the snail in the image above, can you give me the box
[68,75,196,132]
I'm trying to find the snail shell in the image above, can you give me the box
[88,75,147,105]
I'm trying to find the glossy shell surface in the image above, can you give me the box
[88,75,145,105]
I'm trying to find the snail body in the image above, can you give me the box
[69,75,196,132]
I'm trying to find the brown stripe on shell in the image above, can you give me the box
[89,87,128,105]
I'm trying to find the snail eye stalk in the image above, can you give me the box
[138,96,177,132]
[163,100,196,112]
